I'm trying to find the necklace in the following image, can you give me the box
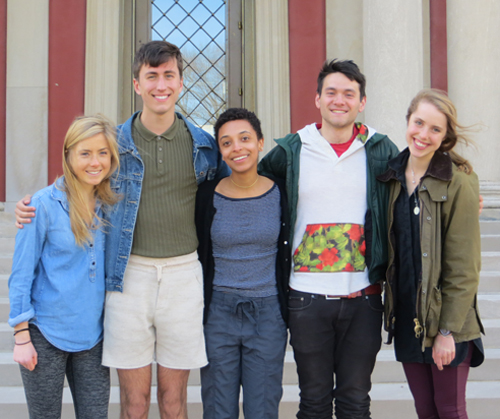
[408,156,420,215]
[409,156,417,184]
[413,191,420,215]
[229,175,259,189]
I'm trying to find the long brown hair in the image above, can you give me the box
[61,114,120,246]
[406,89,473,174]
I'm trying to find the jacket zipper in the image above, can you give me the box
[415,183,426,350]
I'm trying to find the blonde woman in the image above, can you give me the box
[8,115,120,419]
[379,89,484,419]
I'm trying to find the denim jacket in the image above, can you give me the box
[105,112,230,292]
[9,179,106,352]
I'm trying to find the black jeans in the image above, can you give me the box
[288,289,383,419]
[20,325,110,419]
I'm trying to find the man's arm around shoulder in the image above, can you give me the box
[15,195,35,228]
[258,140,289,180]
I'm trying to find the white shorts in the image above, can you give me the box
[102,252,208,369]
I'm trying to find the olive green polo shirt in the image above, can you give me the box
[131,113,198,257]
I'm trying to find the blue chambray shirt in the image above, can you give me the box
[8,178,106,352]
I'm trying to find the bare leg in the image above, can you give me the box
[157,365,190,419]
[117,365,152,419]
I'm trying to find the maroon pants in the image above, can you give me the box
[402,342,473,419]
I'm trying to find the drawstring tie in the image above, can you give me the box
[154,264,164,282]
[233,299,260,336]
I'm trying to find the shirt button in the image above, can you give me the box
[423,253,428,257]
[442,196,447,199]
[427,216,431,221]
[159,159,163,164]
[89,243,93,247]
[284,241,288,245]
[157,136,161,140]
[159,147,162,151]
[422,186,427,190]
[422,290,426,294]
[92,261,96,265]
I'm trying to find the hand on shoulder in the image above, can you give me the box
[15,194,35,229]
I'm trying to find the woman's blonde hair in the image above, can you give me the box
[61,114,120,246]
[406,88,473,174]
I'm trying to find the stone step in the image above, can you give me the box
[0,222,17,240]
[0,297,9,322]
[480,271,500,294]
[480,220,500,235]
[1,348,499,389]
[478,294,500,318]
[0,381,499,419]
[0,356,202,388]
[0,317,494,355]
[372,348,500,383]
[0,230,490,255]
[0,256,12,275]
[481,234,500,252]
[481,319,500,348]
[0,323,13,351]
[0,254,497,295]
[480,252,500,271]
[0,220,493,259]
[0,274,8,298]
[0,215,497,418]
[0,270,498,308]
[0,237,14,255]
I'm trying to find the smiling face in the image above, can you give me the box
[406,101,447,165]
[217,119,264,174]
[133,58,184,120]
[69,133,112,193]
[315,72,366,131]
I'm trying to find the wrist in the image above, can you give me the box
[14,330,30,344]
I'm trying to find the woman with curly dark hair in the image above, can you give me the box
[195,108,291,419]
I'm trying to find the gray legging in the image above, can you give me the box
[20,325,110,419]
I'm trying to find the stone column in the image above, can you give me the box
[6,0,49,210]
[362,0,426,149]
[448,0,500,184]
[325,0,364,122]
[255,0,290,153]
[325,0,363,68]
[85,0,121,123]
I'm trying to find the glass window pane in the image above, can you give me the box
[151,0,227,130]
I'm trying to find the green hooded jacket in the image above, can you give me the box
[258,129,399,284]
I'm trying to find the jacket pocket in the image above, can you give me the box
[425,286,442,337]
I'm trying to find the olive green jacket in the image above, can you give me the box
[379,149,484,348]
